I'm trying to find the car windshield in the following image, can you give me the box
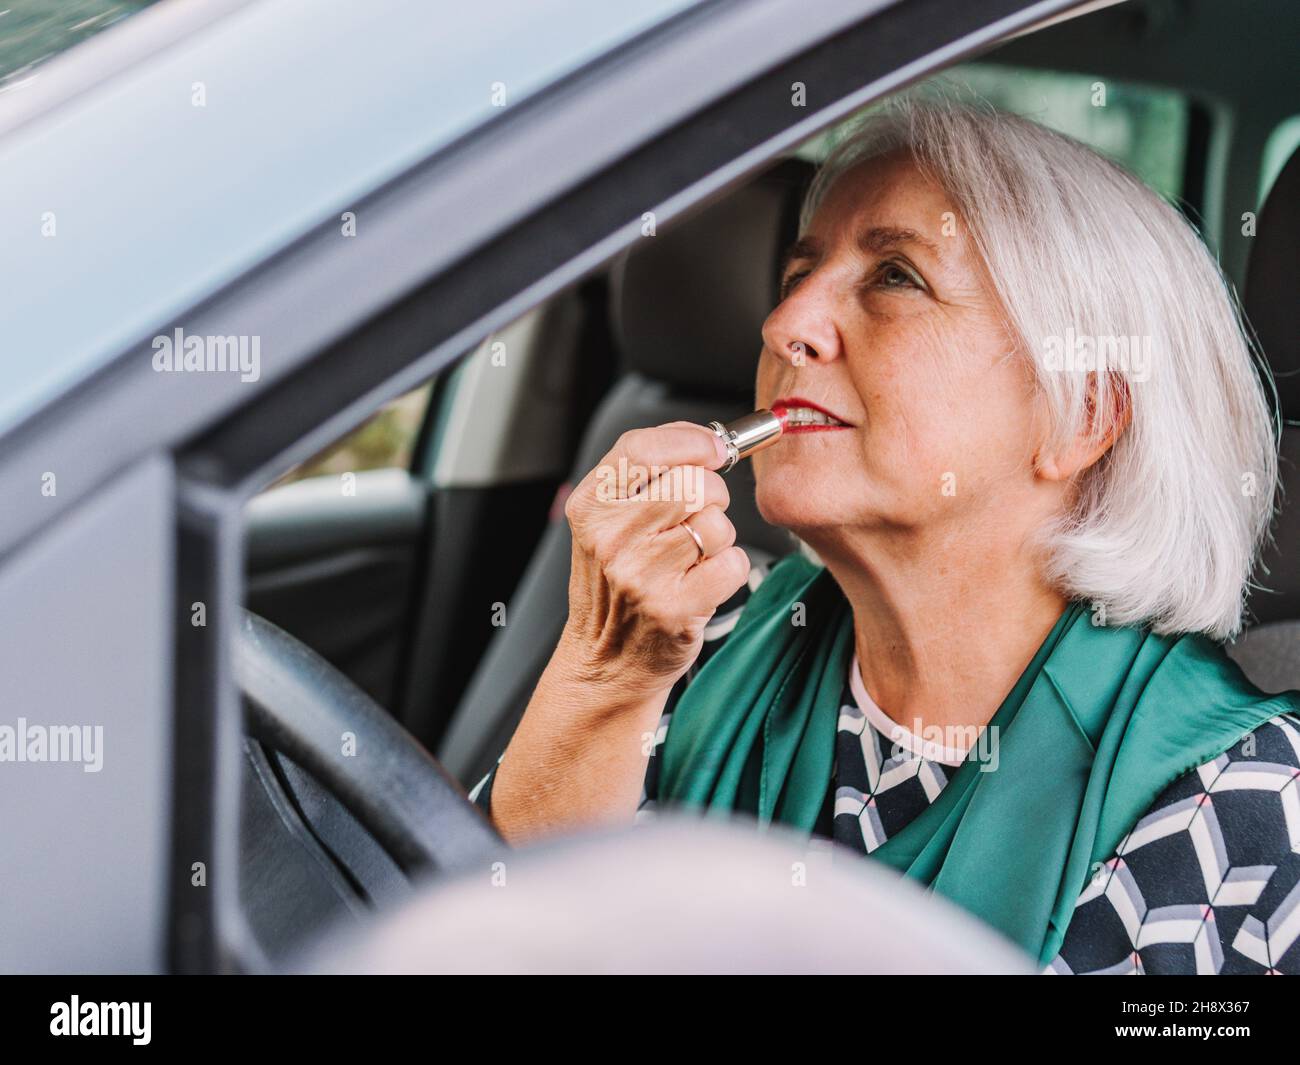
[0,0,162,91]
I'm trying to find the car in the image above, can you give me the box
[0,0,1295,976]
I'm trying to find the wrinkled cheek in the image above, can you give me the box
[753,349,780,404]
[862,399,963,502]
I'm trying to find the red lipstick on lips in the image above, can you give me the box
[771,397,852,432]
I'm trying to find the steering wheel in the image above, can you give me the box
[233,609,503,877]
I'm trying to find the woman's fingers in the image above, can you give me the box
[640,464,729,525]
[622,423,729,472]
[680,545,750,614]
[568,468,728,567]
[586,424,727,498]
[569,428,731,555]
[561,421,751,687]
[671,509,745,616]
[663,504,736,568]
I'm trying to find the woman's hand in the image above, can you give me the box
[488,421,751,842]
[557,422,751,699]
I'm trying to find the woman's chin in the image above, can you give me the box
[754,472,844,531]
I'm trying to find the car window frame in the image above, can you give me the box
[109,0,1088,971]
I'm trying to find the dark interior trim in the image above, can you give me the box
[1181,99,1213,233]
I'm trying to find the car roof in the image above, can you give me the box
[0,0,702,438]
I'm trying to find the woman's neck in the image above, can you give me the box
[811,527,1068,737]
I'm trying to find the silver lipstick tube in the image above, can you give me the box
[706,409,784,474]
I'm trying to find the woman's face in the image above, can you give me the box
[753,151,1047,550]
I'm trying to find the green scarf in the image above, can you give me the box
[659,552,1300,964]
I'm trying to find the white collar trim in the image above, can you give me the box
[848,654,971,767]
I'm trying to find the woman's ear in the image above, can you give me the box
[1035,373,1131,483]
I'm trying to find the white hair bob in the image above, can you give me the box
[796,95,1279,640]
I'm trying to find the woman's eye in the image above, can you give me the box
[876,262,922,289]
[779,270,808,299]
[780,261,923,300]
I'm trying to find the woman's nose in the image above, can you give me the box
[761,277,843,365]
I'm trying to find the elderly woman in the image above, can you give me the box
[471,99,1300,974]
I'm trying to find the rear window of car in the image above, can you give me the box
[801,63,1191,205]
[949,64,1190,201]
[1260,114,1300,205]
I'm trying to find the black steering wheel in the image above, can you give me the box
[233,609,503,878]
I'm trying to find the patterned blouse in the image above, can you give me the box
[473,558,1300,974]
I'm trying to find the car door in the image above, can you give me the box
[0,0,1090,974]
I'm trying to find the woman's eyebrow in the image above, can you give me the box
[779,226,942,275]
[856,225,942,259]
[779,236,821,275]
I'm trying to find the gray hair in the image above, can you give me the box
[796,95,1279,640]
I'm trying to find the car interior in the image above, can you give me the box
[235,0,1300,962]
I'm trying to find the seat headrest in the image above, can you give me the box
[1245,145,1300,421]
[609,158,815,397]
